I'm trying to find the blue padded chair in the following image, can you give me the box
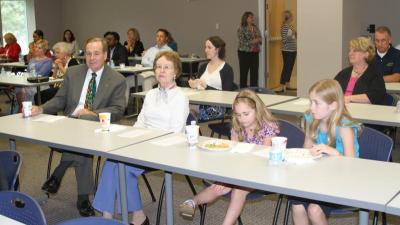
[57,217,124,225]
[0,151,22,191]
[272,119,305,225]
[282,126,393,225]
[0,191,47,225]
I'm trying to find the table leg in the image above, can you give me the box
[359,210,369,225]
[36,86,41,105]
[189,62,193,79]
[165,172,174,225]
[118,163,129,225]
[9,139,16,151]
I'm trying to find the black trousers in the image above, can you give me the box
[280,51,297,84]
[34,87,59,105]
[238,50,259,88]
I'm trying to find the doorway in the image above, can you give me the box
[266,0,297,91]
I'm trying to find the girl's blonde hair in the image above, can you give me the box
[232,89,277,142]
[307,79,356,146]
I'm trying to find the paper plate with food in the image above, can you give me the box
[198,140,232,152]
[284,148,323,164]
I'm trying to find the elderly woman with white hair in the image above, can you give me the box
[35,41,79,104]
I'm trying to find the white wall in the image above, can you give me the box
[34,0,62,46]
[362,0,400,46]
[54,0,258,83]
[297,0,343,97]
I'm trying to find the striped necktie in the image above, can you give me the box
[84,72,97,110]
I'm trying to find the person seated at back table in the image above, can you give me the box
[291,79,360,225]
[188,36,234,121]
[373,26,400,83]
[334,36,386,105]
[63,29,80,57]
[16,39,52,111]
[138,28,172,91]
[93,51,189,225]
[0,32,21,62]
[35,42,79,104]
[124,28,144,57]
[165,29,178,52]
[27,29,51,61]
[32,37,127,217]
[104,31,128,66]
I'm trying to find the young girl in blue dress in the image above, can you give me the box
[180,89,279,225]
[292,79,360,225]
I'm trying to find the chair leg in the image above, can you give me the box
[142,173,157,202]
[94,156,101,193]
[46,149,54,179]
[210,131,215,137]
[200,204,207,225]
[237,215,243,225]
[373,211,378,225]
[382,212,387,225]
[184,175,204,213]
[272,195,284,225]
[156,178,166,225]
[283,200,290,225]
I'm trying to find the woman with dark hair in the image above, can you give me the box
[124,28,144,57]
[188,36,234,121]
[63,29,80,57]
[27,29,51,60]
[166,30,178,52]
[237,11,262,88]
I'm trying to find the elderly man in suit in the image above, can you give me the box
[32,37,127,217]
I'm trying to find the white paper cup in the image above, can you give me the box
[119,63,126,68]
[22,101,32,118]
[185,124,199,148]
[271,137,287,151]
[269,137,287,164]
[99,112,111,131]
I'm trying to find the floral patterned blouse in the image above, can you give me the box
[237,25,262,53]
[232,121,280,145]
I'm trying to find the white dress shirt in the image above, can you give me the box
[72,66,104,115]
[134,86,189,133]
[141,44,172,67]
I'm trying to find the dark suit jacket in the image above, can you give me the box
[107,42,128,66]
[42,64,127,122]
[334,64,386,105]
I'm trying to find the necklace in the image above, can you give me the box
[352,64,368,77]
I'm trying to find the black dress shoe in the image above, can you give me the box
[41,176,60,194]
[77,200,95,217]
[130,216,150,225]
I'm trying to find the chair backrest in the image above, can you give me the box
[383,93,396,106]
[186,113,197,125]
[358,127,393,162]
[0,151,22,190]
[0,191,46,225]
[246,86,276,95]
[57,217,124,225]
[278,119,305,148]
